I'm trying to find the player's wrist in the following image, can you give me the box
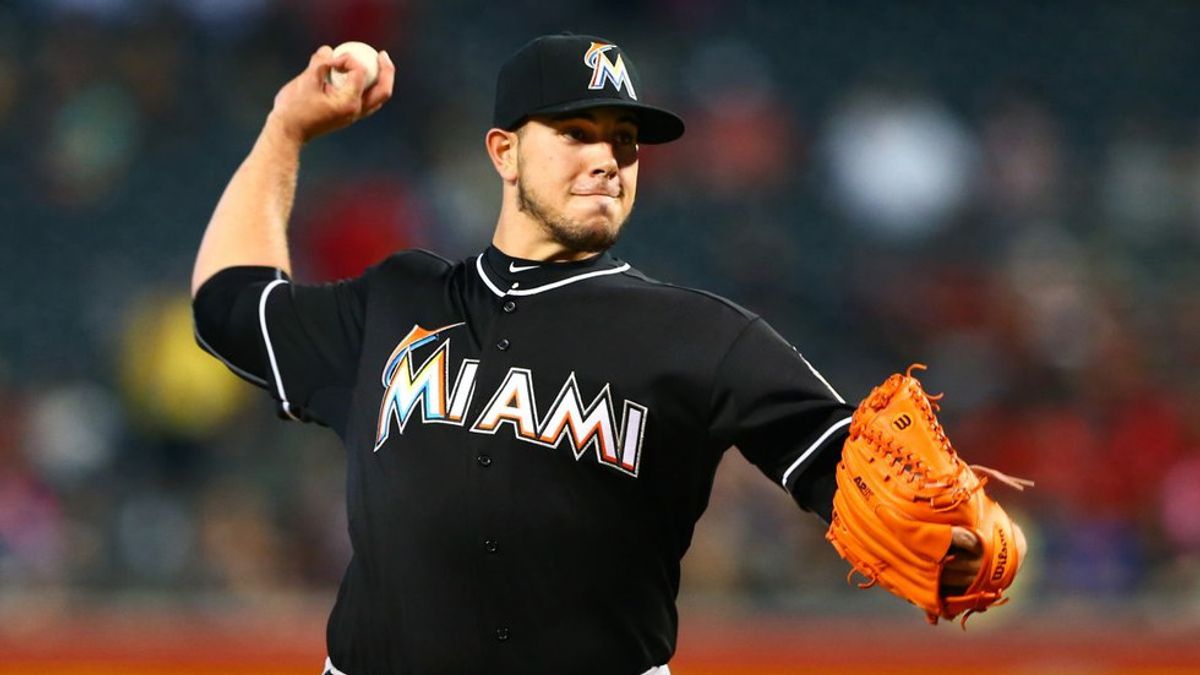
[263,112,308,151]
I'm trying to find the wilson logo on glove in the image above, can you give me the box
[991,528,1009,582]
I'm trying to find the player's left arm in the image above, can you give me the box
[708,316,854,516]
[707,319,995,593]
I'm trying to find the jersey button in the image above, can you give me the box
[476,454,492,467]
[496,338,510,351]
[502,300,517,313]
[496,627,510,642]
[484,539,498,553]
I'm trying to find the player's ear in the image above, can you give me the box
[485,128,519,183]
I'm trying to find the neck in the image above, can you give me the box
[492,198,600,262]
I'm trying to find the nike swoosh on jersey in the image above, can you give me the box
[509,262,540,272]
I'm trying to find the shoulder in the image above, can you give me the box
[373,248,456,275]
[358,249,463,288]
[613,264,759,324]
[600,262,764,352]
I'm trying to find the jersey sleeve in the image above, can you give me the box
[192,265,367,433]
[708,317,854,518]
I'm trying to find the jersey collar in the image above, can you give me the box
[476,245,630,297]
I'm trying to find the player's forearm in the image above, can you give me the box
[191,116,302,296]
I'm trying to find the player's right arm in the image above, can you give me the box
[190,45,395,295]
[190,46,394,433]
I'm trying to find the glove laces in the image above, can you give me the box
[904,365,1035,507]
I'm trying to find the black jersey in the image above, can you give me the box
[193,245,854,675]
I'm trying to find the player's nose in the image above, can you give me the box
[587,144,619,178]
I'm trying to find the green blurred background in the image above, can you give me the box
[2,0,1199,672]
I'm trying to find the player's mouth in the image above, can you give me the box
[571,181,622,199]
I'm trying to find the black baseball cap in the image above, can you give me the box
[493,33,685,144]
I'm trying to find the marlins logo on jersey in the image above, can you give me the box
[375,323,649,477]
[584,42,637,100]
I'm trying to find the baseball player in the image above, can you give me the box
[192,33,997,675]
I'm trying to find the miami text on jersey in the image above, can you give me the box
[374,323,648,477]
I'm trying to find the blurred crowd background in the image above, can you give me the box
[3,0,1200,641]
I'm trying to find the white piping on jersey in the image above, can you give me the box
[476,255,507,296]
[259,278,300,421]
[780,416,852,490]
[796,350,845,403]
[194,328,268,387]
[476,254,631,297]
[324,657,666,675]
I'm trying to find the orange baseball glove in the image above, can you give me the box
[826,365,1032,626]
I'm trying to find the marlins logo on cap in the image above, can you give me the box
[492,32,685,144]
[584,42,637,100]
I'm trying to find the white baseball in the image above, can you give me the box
[328,41,380,90]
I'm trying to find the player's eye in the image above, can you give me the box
[614,130,637,146]
[564,127,587,142]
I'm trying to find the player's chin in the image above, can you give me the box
[555,215,623,252]
[569,201,625,228]
[579,217,624,244]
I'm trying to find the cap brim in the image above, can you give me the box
[519,98,685,144]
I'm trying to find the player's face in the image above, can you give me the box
[515,108,639,253]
